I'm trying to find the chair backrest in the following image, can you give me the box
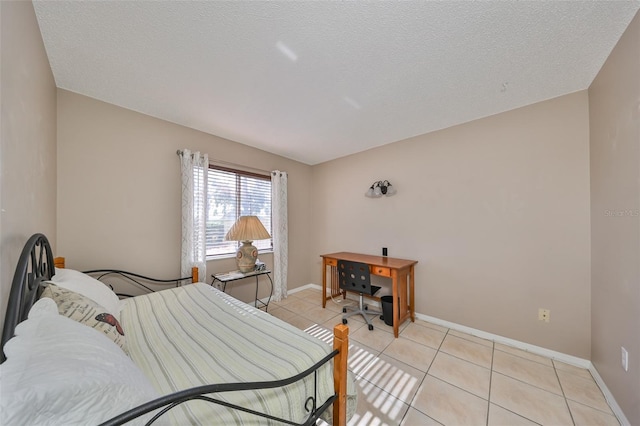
[337,260,374,296]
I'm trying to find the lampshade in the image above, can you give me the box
[225,216,271,273]
[225,216,271,242]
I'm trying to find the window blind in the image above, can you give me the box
[206,165,272,257]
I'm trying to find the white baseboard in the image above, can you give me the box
[415,312,591,368]
[289,283,317,294]
[588,364,630,426]
[297,283,628,423]
[255,283,320,306]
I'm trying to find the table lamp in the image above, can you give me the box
[224,216,271,273]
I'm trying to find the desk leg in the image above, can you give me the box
[322,259,327,308]
[391,270,399,338]
[409,265,415,322]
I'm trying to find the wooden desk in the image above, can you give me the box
[321,252,418,338]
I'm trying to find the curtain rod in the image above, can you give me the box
[176,150,270,175]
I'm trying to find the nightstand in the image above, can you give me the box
[211,269,273,311]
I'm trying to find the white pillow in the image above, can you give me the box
[51,268,121,320]
[0,306,165,426]
[28,296,58,318]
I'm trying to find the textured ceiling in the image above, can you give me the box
[33,1,639,165]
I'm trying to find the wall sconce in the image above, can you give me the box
[365,180,397,198]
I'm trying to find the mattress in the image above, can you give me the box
[120,283,355,425]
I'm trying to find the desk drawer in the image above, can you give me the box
[372,266,391,277]
[325,258,338,267]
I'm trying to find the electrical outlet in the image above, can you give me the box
[622,347,629,372]
[538,308,550,322]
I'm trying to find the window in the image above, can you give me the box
[205,165,272,257]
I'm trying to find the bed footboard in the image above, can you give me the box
[332,323,349,426]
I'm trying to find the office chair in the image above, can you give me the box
[338,260,382,331]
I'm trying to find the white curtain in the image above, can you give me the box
[271,170,288,301]
[180,149,208,281]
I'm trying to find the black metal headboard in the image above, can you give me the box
[1,233,55,363]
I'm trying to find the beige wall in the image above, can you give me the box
[311,92,592,358]
[0,1,57,332]
[56,90,313,303]
[589,11,640,425]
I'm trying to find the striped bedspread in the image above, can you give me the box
[120,283,354,425]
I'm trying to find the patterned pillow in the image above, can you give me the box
[40,283,126,352]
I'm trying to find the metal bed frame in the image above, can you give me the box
[1,234,349,425]
[81,269,194,298]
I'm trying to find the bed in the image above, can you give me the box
[0,234,355,425]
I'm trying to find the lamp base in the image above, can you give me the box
[236,240,258,273]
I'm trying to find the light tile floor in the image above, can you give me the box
[268,288,620,426]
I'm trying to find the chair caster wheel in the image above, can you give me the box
[368,324,374,331]
[342,307,347,313]
[342,319,348,325]
[380,315,384,321]
[364,305,368,310]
